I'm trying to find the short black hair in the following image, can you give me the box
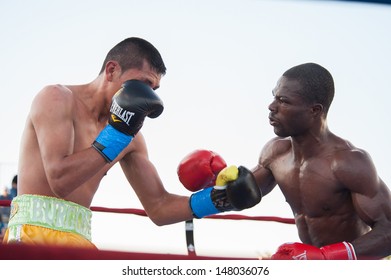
[283,62,334,114]
[99,37,166,76]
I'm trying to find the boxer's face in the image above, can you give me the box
[120,62,162,91]
[268,77,313,137]
[105,60,162,100]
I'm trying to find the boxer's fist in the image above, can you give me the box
[215,165,239,186]
[222,166,262,210]
[92,80,163,162]
[271,242,357,260]
[109,79,164,136]
[177,150,227,192]
[189,166,262,218]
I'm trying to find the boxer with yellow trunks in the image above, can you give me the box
[9,38,263,251]
[3,195,96,249]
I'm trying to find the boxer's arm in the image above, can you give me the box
[251,164,276,197]
[334,148,391,259]
[120,133,193,225]
[30,86,107,197]
[251,138,282,196]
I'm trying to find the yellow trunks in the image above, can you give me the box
[3,194,96,249]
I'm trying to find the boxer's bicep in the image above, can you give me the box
[30,86,74,174]
[335,149,389,226]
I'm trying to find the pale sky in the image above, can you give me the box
[0,0,390,258]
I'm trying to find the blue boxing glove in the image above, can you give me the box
[92,80,164,162]
[189,165,262,218]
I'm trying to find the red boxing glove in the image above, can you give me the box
[177,149,227,192]
[271,242,357,260]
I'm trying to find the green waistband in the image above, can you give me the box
[8,194,92,241]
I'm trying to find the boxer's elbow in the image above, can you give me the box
[149,216,167,227]
[46,165,73,198]
[48,178,70,198]
[146,207,170,226]
[145,194,191,227]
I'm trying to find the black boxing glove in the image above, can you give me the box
[109,80,164,136]
[189,166,262,218]
[92,80,164,162]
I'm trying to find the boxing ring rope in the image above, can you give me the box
[0,199,295,259]
[89,205,295,224]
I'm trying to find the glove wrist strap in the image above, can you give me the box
[92,124,133,162]
[321,241,357,260]
[189,187,220,218]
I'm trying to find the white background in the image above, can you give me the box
[0,0,390,258]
